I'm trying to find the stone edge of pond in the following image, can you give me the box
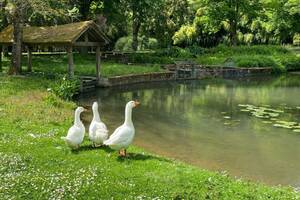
[97,67,273,87]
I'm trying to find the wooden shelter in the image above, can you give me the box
[0,21,109,79]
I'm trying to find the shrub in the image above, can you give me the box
[155,47,194,58]
[233,55,285,73]
[172,25,197,45]
[128,53,173,64]
[114,36,158,51]
[43,93,65,107]
[50,76,80,100]
[208,45,289,55]
[279,56,300,71]
[187,45,205,55]
[293,33,300,46]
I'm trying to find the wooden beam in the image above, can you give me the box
[67,46,74,78]
[74,42,102,47]
[27,46,32,72]
[96,46,101,80]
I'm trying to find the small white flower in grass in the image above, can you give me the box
[47,88,52,92]
[29,133,36,138]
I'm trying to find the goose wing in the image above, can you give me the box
[104,125,133,146]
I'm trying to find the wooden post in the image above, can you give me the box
[96,46,101,81]
[27,46,32,72]
[67,46,74,78]
[0,45,2,72]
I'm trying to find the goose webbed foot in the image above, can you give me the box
[118,149,127,157]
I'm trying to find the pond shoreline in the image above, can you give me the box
[0,75,299,198]
[97,67,273,87]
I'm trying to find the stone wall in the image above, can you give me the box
[97,67,272,87]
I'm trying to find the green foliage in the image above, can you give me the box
[50,76,80,100]
[206,45,289,55]
[144,0,192,47]
[172,25,197,45]
[233,55,285,73]
[114,36,158,51]
[128,53,173,64]
[196,45,297,73]
[0,54,165,78]
[279,56,300,71]
[156,47,193,58]
[293,33,300,46]
[0,76,299,199]
[43,93,66,107]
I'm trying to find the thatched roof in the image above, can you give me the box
[0,21,109,45]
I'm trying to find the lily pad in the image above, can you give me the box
[262,121,272,124]
[240,109,250,112]
[275,121,297,126]
[238,104,249,107]
[273,124,293,129]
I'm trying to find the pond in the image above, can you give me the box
[78,74,300,187]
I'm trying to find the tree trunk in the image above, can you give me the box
[229,21,238,46]
[132,18,140,51]
[0,46,2,72]
[9,18,23,75]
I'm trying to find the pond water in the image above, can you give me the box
[78,74,300,187]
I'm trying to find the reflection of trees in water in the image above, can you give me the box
[79,75,300,126]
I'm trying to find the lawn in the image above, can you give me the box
[0,75,299,199]
[1,54,163,78]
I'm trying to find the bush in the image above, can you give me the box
[207,45,289,55]
[293,33,300,46]
[233,55,285,73]
[128,53,173,64]
[114,36,158,51]
[155,47,195,58]
[50,76,80,100]
[186,45,205,55]
[279,56,300,71]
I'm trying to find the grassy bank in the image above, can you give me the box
[196,45,300,72]
[0,75,298,199]
[1,45,299,77]
[1,54,163,77]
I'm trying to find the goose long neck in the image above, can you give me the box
[124,105,133,125]
[74,111,83,126]
[92,108,101,122]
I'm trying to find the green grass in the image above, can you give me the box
[0,75,299,199]
[196,45,300,71]
[1,54,163,77]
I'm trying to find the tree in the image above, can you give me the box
[89,0,128,47]
[264,0,300,44]
[142,0,192,47]
[203,0,263,45]
[124,0,162,51]
[3,0,69,75]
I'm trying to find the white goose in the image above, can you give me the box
[104,100,140,156]
[89,102,108,147]
[61,107,86,149]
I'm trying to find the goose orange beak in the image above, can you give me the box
[134,101,140,107]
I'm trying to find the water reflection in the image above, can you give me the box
[79,74,300,187]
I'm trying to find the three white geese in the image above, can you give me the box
[61,100,140,156]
